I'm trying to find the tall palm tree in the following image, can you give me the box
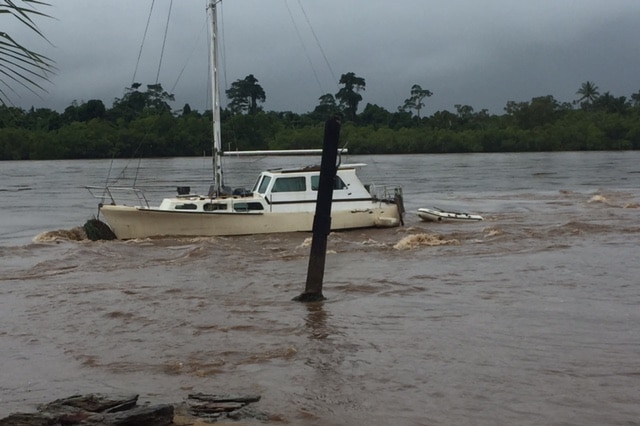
[575,81,600,109]
[0,0,54,105]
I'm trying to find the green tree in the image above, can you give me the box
[0,126,32,159]
[109,83,174,121]
[401,84,433,117]
[0,0,54,105]
[388,110,415,129]
[62,99,105,124]
[181,103,193,116]
[79,99,106,121]
[222,112,277,151]
[454,104,474,128]
[335,72,365,121]
[505,95,562,129]
[591,92,629,114]
[225,74,266,115]
[360,103,392,128]
[431,109,457,130]
[24,105,60,129]
[144,83,174,111]
[575,81,600,110]
[310,93,339,120]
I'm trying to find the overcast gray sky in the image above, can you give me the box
[5,0,640,115]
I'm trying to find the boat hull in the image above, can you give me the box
[100,203,401,239]
[417,207,483,222]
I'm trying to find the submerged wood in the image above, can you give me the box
[0,393,155,426]
[182,393,266,421]
[92,404,174,425]
[295,116,341,302]
[0,392,266,425]
[46,393,139,413]
[187,393,261,404]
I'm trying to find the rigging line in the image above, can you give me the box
[155,0,173,85]
[296,0,338,86]
[170,17,208,95]
[132,0,155,85]
[283,0,324,95]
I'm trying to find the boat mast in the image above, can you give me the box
[207,0,223,195]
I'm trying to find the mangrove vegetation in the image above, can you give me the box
[1,75,640,160]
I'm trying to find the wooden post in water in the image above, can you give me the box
[293,116,341,302]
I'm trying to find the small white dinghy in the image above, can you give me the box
[417,207,483,222]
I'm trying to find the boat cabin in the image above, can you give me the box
[254,163,372,203]
[157,163,374,213]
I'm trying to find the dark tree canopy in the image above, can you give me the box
[310,93,339,120]
[336,72,365,121]
[226,74,266,115]
[2,77,640,161]
[575,81,600,110]
[109,83,175,121]
[401,84,433,118]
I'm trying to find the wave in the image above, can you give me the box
[393,233,459,250]
[33,227,88,243]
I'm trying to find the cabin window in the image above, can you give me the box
[233,202,264,212]
[257,176,271,194]
[175,203,198,210]
[272,176,306,192]
[311,176,347,191]
[204,203,227,211]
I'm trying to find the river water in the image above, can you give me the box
[1,152,639,425]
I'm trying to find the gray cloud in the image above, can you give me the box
[5,0,640,115]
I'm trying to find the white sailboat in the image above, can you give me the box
[87,0,404,240]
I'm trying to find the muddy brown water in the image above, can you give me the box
[1,152,639,424]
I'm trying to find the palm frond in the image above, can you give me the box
[0,0,54,105]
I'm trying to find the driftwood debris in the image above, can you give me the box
[177,393,266,422]
[0,392,266,425]
[0,393,172,426]
[48,393,139,413]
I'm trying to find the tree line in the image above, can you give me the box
[1,74,640,161]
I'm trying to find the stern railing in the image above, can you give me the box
[86,186,151,208]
